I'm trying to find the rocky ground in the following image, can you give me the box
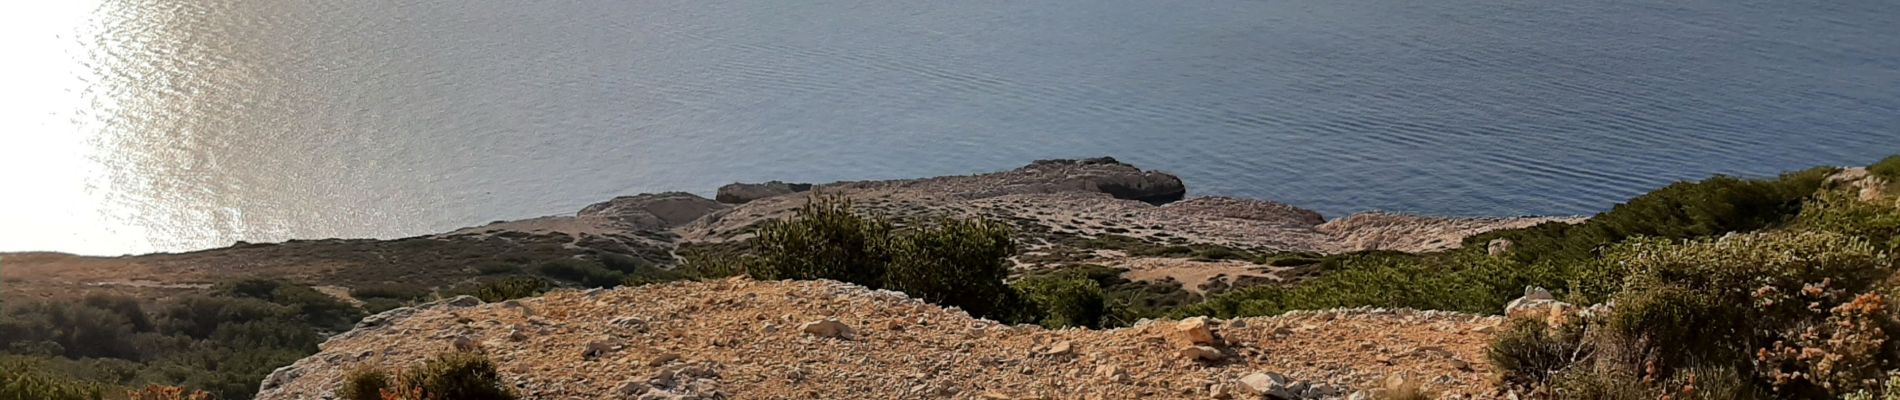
[257,278,1505,400]
[1,158,1568,303]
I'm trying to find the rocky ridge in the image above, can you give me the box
[257,278,1505,400]
[0,157,1571,307]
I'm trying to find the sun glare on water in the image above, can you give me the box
[0,1,155,255]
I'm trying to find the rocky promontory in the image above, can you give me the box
[0,157,1570,303]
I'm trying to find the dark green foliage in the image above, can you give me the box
[158,295,297,339]
[884,218,1020,320]
[1178,251,1574,318]
[215,279,365,332]
[1,300,141,360]
[598,253,650,274]
[472,261,522,275]
[1472,169,1833,265]
[339,366,391,400]
[0,357,104,400]
[1609,233,1890,379]
[747,198,893,285]
[1017,264,1197,326]
[535,258,625,288]
[398,351,517,400]
[738,197,1032,322]
[0,279,372,399]
[1798,191,1900,251]
[1013,276,1108,329]
[1498,231,1896,398]
[1872,155,1900,180]
[443,277,553,303]
[1488,318,1586,388]
[361,298,408,315]
[350,284,431,302]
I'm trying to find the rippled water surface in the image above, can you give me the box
[3,0,1898,255]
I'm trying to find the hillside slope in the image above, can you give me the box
[257,278,1502,399]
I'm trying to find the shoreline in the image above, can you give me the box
[0,158,1572,303]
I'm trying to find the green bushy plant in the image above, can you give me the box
[884,218,1020,320]
[398,351,517,400]
[338,365,391,400]
[1798,190,1900,251]
[747,197,893,285]
[1871,155,1900,181]
[444,277,552,303]
[0,357,104,400]
[215,279,364,332]
[1179,251,1578,318]
[1495,231,1896,398]
[1488,318,1587,388]
[1472,169,1833,265]
[535,258,624,288]
[1013,276,1108,329]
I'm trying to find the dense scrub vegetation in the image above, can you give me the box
[693,198,1050,323]
[0,245,704,399]
[0,280,348,399]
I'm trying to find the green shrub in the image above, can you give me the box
[1,301,140,360]
[398,351,516,400]
[736,197,1033,322]
[1487,318,1587,389]
[884,218,1020,320]
[534,259,624,288]
[350,284,430,301]
[157,296,297,339]
[747,197,893,285]
[444,277,552,303]
[361,298,407,315]
[473,261,522,275]
[1179,251,1570,318]
[214,279,364,332]
[0,357,104,400]
[1016,264,1196,326]
[1013,276,1108,329]
[1798,191,1900,251]
[1472,169,1832,265]
[1500,231,1895,398]
[338,365,391,400]
[1871,155,1900,181]
[597,253,650,274]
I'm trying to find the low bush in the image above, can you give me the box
[737,197,1034,322]
[1492,231,1897,398]
[535,258,624,288]
[1487,318,1587,389]
[338,366,390,400]
[1016,264,1197,326]
[125,385,211,400]
[349,284,430,302]
[401,351,516,400]
[443,277,553,303]
[1471,169,1833,265]
[746,198,893,285]
[884,218,1020,320]
[215,279,364,332]
[0,279,370,399]
[0,357,104,400]
[1798,190,1900,251]
[1013,276,1108,329]
[1872,155,1900,181]
[1178,251,1579,318]
[472,261,522,275]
